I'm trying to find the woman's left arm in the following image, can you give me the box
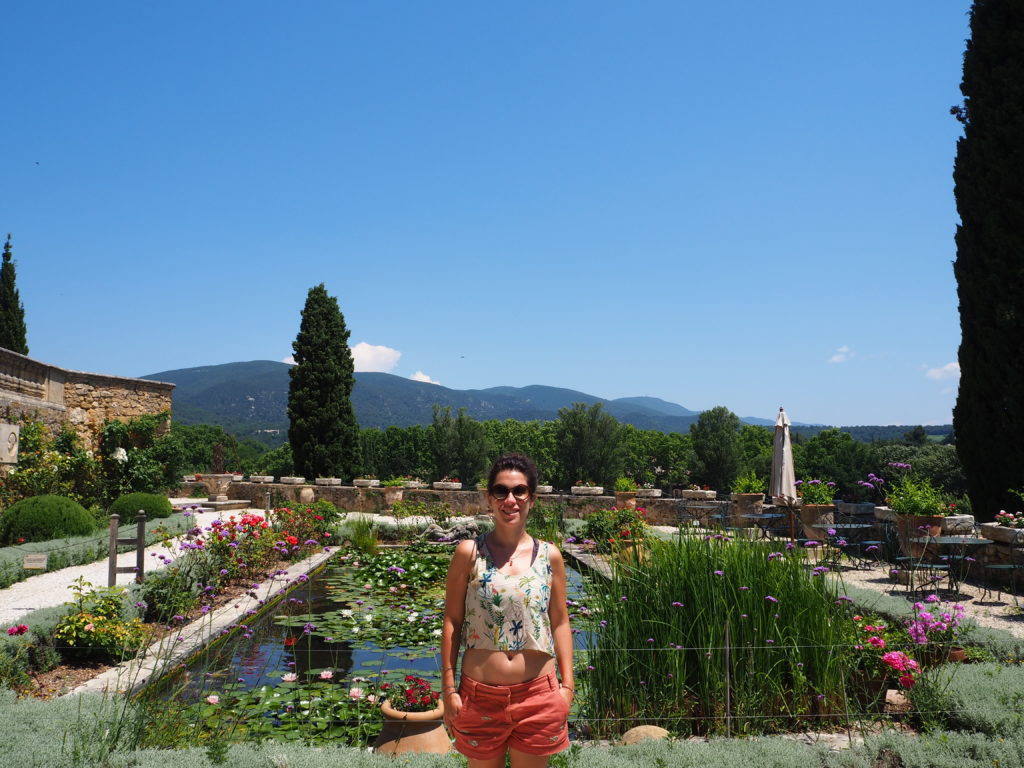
[548,546,574,706]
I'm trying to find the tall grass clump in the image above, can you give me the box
[579,535,857,737]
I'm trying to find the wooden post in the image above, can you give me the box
[135,511,146,583]
[724,620,732,738]
[108,510,147,586]
[108,513,120,587]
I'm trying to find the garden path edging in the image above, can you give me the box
[63,547,337,698]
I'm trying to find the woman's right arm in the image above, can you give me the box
[441,538,474,726]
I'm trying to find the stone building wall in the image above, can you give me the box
[0,347,174,451]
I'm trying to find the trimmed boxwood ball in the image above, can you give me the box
[0,495,96,544]
[108,492,173,520]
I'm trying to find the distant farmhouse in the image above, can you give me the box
[0,347,174,451]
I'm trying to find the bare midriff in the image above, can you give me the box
[461,648,555,685]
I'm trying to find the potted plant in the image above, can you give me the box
[433,476,462,490]
[403,475,425,489]
[636,482,662,499]
[582,506,649,560]
[884,471,950,558]
[850,614,922,704]
[796,478,839,542]
[983,506,1024,545]
[905,594,970,666]
[614,477,639,509]
[536,481,554,494]
[354,475,380,488]
[730,471,766,527]
[373,675,448,755]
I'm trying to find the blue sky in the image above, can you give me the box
[2,2,970,426]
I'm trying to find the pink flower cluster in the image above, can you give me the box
[6,624,29,636]
[907,595,966,645]
[881,651,921,688]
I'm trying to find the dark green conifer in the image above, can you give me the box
[952,1,1024,520]
[287,284,361,479]
[0,234,28,354]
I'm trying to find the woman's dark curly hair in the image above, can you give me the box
[486,452,538,495]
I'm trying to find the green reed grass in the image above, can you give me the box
[578,535,858,737]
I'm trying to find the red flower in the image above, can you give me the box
[283,636,297,647]
[286,535,299,546]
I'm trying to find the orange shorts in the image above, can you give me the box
[451,671,570,759]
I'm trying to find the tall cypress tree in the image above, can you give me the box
[952,1,1024,520]
[0,234,29,355]
[287,283,362,479]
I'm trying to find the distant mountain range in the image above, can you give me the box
[141,360,951,445]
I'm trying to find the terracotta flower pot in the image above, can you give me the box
[614,491,638,509]
[895,515,945,558]
[798,504,836,541]
[373,700,450,755]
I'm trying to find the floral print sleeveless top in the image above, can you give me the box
[462,534,555,656]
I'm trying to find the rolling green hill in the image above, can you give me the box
[142,360,951,443]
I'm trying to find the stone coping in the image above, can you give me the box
[66,547,337,697]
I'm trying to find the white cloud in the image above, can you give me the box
[282,342,401,372]
[351,342,401,373]
[926,362,961,381]
[411,371,441,385]
[828,345,851,363]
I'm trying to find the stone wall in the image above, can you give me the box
[206,482,727,525]
[0,347,174,450]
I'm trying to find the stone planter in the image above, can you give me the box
[979,522,1024,545]
[571,486,604,496]
[249,475,274,483]
[837,501,876,521]
[680,489,716,500]
[316,477,342,486]
[354,478,380,488]
[615,491,638,509]
[636,488,662,498]
[536,485,554,494]
[383,487,404,505]
[373,701,450,755]
[403,480,425,489]
[280,476,306,485]
[942,514,975,534]
[799,504,837,542]
[433,481,462,490]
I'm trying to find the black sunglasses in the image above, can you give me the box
[489,484,531,501]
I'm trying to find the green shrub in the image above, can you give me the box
[0,495,96,544]
[109,492,173,520]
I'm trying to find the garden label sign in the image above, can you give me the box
[1,423,18,464]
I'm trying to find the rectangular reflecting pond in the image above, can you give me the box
[141,542,591,747]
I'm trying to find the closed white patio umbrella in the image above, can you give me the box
[770,407,797,504]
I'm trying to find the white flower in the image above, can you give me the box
[111,447,128,463]
[433,629,442,636]
[282,672,298,682]
[349,687,365,699]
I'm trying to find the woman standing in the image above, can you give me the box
[441,452,573,767]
